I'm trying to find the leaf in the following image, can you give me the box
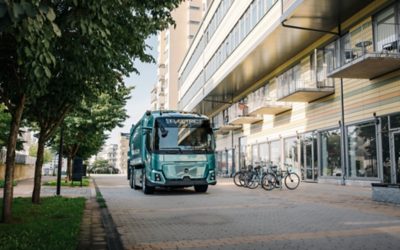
[34,67,42,78]
[73,0,78,7]
[46,8,55,21]
[43,66,51,78]
[52,23,61,36]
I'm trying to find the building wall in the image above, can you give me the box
[116,133,129,174]
[0,164,35,181]
[156,0,203,110]
[179,0,400,184]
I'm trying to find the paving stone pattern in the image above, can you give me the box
[94,176,400,250]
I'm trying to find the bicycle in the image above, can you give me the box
[233,166,249,187]
[243,165,265,189]
[262,163,300,191]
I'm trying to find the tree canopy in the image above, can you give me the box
[1,0,182,222]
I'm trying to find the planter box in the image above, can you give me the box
[371,183,400,205]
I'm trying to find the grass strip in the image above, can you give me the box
[96,190,107,208]
[0,180,17,188]
[43,178,90,187]
[0,196,86,250]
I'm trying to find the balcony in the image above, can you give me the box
[247,86,292,115]
[212,112,241,135]
[328,21,400,79]
[277,59,334,102]
[228,103,263,125]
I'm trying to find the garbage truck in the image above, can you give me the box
[127,110,217,194]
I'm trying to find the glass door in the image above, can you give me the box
[302,134,318,182]
[390,131,400,184]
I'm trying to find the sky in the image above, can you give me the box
[106,35,158,145]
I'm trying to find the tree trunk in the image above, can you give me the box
[32,134,46,204]
[1,95,26,223]
[67,156,72,181]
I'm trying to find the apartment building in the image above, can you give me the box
[153,0,203,110]
[178,0,400,185]
[116,132,130,174]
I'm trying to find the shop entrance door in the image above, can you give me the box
[390,131,400,184]
[303,139,318,182]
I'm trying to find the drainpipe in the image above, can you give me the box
[340,78,346,186]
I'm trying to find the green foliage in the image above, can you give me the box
[0,197,85,249]
[0,105,23,150]
[0,180,17,188]
[28,145,53,163]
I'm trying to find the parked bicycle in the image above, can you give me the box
[233,166,249,187]
[234,161,269,189]
[262,163,300,191]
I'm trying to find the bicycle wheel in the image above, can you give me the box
[233,172,244,187]
[247,175,259,189]
[261,173,276,191]
[284,173,300,190]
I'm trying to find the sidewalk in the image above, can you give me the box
[1,176,108,250]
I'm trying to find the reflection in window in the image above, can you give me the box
[252,144,259,165]
[284,137,297,171]
[320,129,341,177]
[348,122,378,178]
[259,142,269,165]
[270,140,281,167]
[390,113,400,129]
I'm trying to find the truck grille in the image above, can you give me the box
[162,164,206,179]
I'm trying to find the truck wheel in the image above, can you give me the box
[194,185,208,193]
[142,174,154,194]
[129,170,134,189]
[133,170,141,190]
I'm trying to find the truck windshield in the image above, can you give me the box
[154,118,214,153]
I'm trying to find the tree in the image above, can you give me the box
[0,1,59,222]
[26,0,181,204]
[2,0,182,219]
[50,84,131,182]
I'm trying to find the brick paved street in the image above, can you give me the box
[94,175,400,250]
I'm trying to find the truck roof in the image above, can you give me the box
[146,110,209,120]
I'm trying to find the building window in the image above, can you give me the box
[270,140,281,167]
[320,128,341,177]
[259,142,269,165]
[252,144,259,165]
[189,5,200,10]
[284,137,297,171]
[347,121,378,178]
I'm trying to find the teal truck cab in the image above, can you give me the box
[127,110,217,194]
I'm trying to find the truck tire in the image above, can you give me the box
[194,185,208,193]
[129,170,134,189]
[133,169,141,190]
[142,173,154,194]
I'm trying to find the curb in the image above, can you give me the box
[92,178,124,250]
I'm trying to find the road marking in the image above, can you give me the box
[128,226,400,250]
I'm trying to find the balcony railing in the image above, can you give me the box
[212,112,241,134]
[277,59,335,102]
[247,86,292,115]
[228,102,263,125]
[328,21,400,79]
